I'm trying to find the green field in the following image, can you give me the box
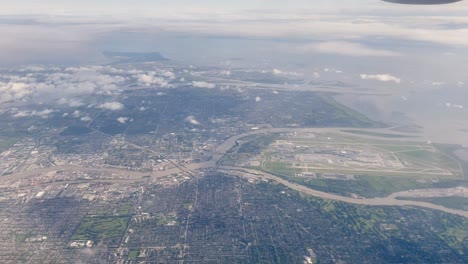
[263,161,301,177]
[71,216,129,244]
[0,138,20,151]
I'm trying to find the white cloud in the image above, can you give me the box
[192,81,216,89]
[272,69,283,75]
[0,81,32,103]
[12,108,55,119]
[323,68,342,74]
[360,74,401,84]
[31,109,55,118]
[80,116,92,122]
[57,98,84,107]
[98,101,124,111]
[445,102,464,109]
[12,110,30,118]
[72,110,81,118]
[302,41,400,57]
[0,66,127,104]
[161,70,176,80]
[117,117,129,124]
[185,115,200,125]
[272,69,303,76]
[136,72,170,87]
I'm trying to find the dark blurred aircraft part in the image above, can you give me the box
[383,0,462,4]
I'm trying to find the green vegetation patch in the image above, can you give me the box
[183,202,194,210]
[238,134,278,154]
[71,216,129,244]
[117,205,132,215]
[128,249,139,260]
[0,137,20,151]
[320,94,383,128]
[438,214,468,252]
[60,126,93,136]
[14,233,30,243]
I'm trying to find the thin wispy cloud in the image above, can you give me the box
[303,41,400,57]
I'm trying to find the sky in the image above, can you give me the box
[2,0,468,14]
[2,0,383,12]
[2,1,468,54]
[2,0,467,85]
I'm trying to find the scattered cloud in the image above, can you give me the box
[272,69,283,75]
[0,81,32,103]
[272,69,303,77]
[80,116,92,122]
[98,101,124,111]
[117,117,129,124]
[12,108,55,119]
[323,68,342,74]
[185,115,200,125]
[12,110,30,118]
[360,74,401,84]
[136,72,170,87]
[445,102,464,109]
[57,98,84,107]
[72,110,81,118]
[192,81,216,89]
[31,109,55,118]
[0,66,126,104]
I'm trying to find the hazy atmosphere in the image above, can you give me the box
[0,1,467,263]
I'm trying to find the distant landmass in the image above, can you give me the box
[102,51,168,63]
